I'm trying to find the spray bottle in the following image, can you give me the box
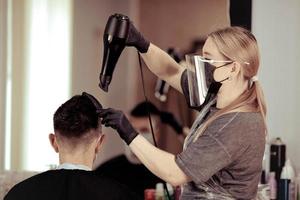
[279,159,296,200]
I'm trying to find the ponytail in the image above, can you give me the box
[253,81,268,134]
[193,80,267,142]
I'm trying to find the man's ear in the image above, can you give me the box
[95,134,105,154]
[49,133,59,153]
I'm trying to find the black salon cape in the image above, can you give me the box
[4,169,141,200]
[95,155,162,199]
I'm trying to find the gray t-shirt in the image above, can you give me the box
[176,71,266,199]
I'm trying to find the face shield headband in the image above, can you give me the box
[185,55,233,108]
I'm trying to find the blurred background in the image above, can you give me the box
[0,0,299,176]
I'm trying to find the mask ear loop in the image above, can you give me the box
[137,52,171,200]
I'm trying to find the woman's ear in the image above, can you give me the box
[49,133,59,153]
[231,62,241,77]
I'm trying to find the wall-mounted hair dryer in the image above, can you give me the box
[155,48,182,102]
[99,14,129,92]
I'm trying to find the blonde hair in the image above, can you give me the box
[194,27,267,141]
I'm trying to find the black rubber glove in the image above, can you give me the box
[125,16,150,53]
[160,111,183,135]
[99,108,138,145]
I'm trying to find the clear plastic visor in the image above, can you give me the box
[185,55,215,107]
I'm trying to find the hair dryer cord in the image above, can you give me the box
[137,52,171,200]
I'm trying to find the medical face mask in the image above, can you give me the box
[185,55,232,108]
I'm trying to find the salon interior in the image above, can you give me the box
[0,0,300,199]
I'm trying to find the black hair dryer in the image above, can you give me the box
[99,14,129,92]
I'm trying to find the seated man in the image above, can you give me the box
[5,92,140,200]
[95,101,185,198]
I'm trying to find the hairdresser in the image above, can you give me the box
[99,14,267,199]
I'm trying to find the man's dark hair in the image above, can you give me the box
[53,93,102,138]
[130,101,160,117]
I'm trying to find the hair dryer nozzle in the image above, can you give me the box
[99,75,111,92]
[99,13,129,92]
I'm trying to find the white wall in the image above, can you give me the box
[252,0,300,171]
[71,0,139,167]
[1,0,74,171]
[0,0,137,170]
[0,0,8,171]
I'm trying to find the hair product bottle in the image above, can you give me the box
[269,172,277,200]
[296,173,300,200]
[279,159,296,200]
[155,183,165,200]
[270,137,286,182]
[145,188,156,200]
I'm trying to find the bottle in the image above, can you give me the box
[165,183,174,200]
[279,159,295,200]
[155,183,165,200]
[286,160,296,200]
[270,137,286,182]
[281,159,295,180]
[269,172,277,200]
[261,153,267,184]
[145,189,156,200]
[174,186,181,200]
[278,178,290,200]
[261,141,270,185]
[296,173,300,200]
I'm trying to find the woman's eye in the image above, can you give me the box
[204,58,214,63]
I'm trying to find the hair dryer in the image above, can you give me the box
[99,14,129,92]
[155,48,182,102]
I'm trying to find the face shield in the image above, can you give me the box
[185,55,232,108]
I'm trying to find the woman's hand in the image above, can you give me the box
[114,13,149,53]
[99,108,138,145]
[125,16,150,53]
[99,108,190,185]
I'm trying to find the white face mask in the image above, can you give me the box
[124,132,155,164]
